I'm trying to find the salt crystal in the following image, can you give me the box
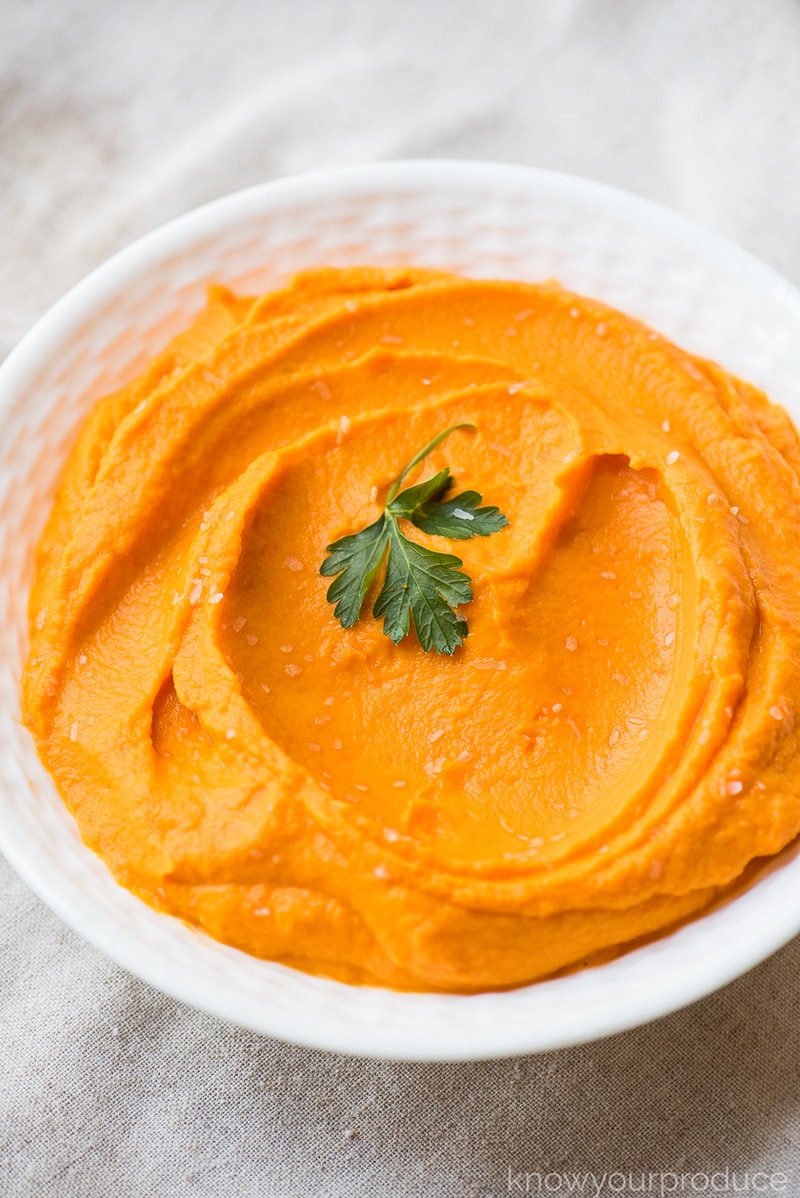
[188,580,203,605]
[35,609,47,631]
[392,779,406,787]
[232,616,247,632]
[336,415,351,444]
[664,631,675,647]
[280,644,292,653]
[284,557,303,572]
[384,829,400,842]
[662,419,671,432]
[565,636,578,652]
[665,450,680,466]
[601,571,616,580]
[307,742,321,752]
[770,706,784,721]
[246,634,259,646]
[209,591,224,604]
[226,729,236,740]
[725,779,744,795]
[69,721,78,743]
[285,664,302,677]
[332,739,343,750]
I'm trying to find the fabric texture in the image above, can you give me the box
[3,1,800,1193]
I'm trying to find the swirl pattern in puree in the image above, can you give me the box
[22,267,800,991]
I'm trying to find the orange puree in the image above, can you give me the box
[22,267,800,991]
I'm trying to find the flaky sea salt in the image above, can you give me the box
[336,415,351,444]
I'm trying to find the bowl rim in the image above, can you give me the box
[3,158,800,1061]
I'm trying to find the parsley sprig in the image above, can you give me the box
[320,424,508,654]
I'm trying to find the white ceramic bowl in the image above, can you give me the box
[3,161,800,1061]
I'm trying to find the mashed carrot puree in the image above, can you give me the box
[22,267,800,991]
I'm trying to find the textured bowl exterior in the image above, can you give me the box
[2,161,800,1061]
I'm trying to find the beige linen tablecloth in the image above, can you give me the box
[3,2,800,1194]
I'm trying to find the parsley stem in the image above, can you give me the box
[385,423,475,504]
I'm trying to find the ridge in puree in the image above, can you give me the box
[22,266,800,992]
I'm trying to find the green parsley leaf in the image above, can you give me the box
[374,523,472,652]
[320,423,508,654]
[319,514,388,628]
[386,467,453,518]
[404,487,507,540]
